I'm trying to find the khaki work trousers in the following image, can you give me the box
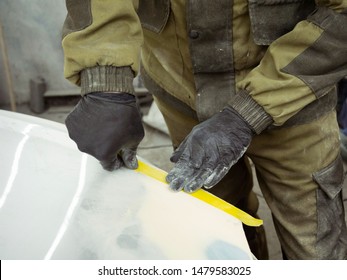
[150,89,347,259]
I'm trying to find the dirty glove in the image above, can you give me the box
[166,106,254,193]
[65,92,144,171]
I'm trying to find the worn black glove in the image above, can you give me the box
[166,106,254,193]
[65,92,144,171]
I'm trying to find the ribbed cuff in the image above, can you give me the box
[80,66,135,95]
[228,90,273,134]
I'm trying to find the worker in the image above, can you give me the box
[62,0,347,259]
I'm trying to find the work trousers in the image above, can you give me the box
[143,72,347,259]
[248,111,347,259]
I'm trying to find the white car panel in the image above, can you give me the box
[0,110,252,260]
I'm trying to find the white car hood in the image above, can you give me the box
[0,110,252,260]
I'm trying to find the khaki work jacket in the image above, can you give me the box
[62,0,347,133]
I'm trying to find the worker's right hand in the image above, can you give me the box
[65,92,145,171]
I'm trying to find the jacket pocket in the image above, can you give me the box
[312,155,347,259]
[137,0,170,33]
[248,0,315,45]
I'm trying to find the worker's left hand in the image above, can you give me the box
[166,106,254,193]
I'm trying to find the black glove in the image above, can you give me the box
[65,92,144,171]
[166,106,254,193]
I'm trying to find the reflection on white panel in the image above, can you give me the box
[45,154,88,260]
[0,110,253,260]
[0,124,36,209]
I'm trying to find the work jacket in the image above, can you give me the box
[62,0,347,134]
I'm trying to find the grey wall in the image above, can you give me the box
[0,0,78,105]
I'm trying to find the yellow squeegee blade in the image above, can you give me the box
[136,160,263,227]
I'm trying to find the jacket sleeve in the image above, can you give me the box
[229,0,347,134]
[62,0,143,95]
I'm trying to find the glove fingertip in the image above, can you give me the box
[100,158,123,171]
[124,157,138,170]
[169,154,178,163]
[166,173,174,183]
[184,184,199,193]
[121,148,139,169]
[169,179,184,192]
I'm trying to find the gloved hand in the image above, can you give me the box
[166,106,254,193]
[65,92,144,171]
